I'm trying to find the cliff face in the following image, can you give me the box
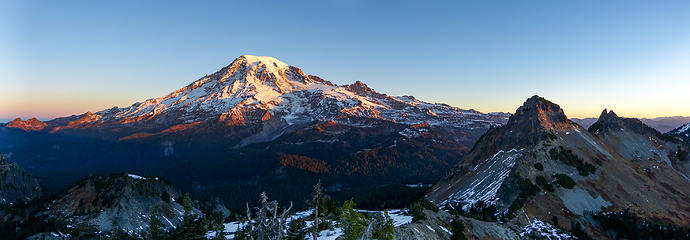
[43,173,197,235]
[0,153,43,204]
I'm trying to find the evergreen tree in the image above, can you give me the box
[339,199,367,240]
[371,211,394,240]
[450,217,467,240]
[286,218,307,240]
[173,193,208,240]
[112,218,136,240]
[234,223,252,240]
[146,214,167,240]
[212,223,227,240]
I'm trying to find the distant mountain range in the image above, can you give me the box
[571,116,690,133]
[0,55,510,210]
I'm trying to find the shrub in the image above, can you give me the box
[419,199,439,212]
[161,191,171,203]
[409,203,427,222]
[593,209,690,239]
[535,175,554,192]
[461,201,497,222]
[554,174,576,189]
[533,162,544,171]
[506,177,540,219]
[677,149,689,162]
[371,211,394,240]
[570,222,594,240]
[286,218,306,240]
[551,216,559,227]
[549,146,595,176]
[576,163,596,176]
[543,131,558,141]
[517,177,540,196]
[450,217,467,240]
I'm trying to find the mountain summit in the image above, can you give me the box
[429,96,690,238]
[15,55,509,143]
[1,55,511,209]
[511,95,568,129]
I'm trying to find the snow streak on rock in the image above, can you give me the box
[442,149,522,208]
[520,218,575,240]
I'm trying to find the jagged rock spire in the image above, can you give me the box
[508,95,568,130]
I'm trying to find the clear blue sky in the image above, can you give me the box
[2,0,689,121]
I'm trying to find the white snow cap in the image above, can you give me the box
[239,55,289,69]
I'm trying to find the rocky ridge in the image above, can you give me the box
[0,153,43,205]
[41,173,195,237]
[428,95,690,239]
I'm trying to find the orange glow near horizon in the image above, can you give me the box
[2,92,688,121]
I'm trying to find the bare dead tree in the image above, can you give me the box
[311,181,322,240]
[240,192,294,240]
[275,201,293,240]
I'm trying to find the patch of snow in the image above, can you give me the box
[405,184,432,188]
[520,218,574,239]
[161,216,175,229]
[387,209,413,227]
[439,225,451,234]
[318,227,343,240]
[127,174,146,180]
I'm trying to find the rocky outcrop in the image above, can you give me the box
[589,109,662,136]
[429,96,690,239]
[0,153,43,204]
[572,116,690,133]
[666,122,690,144]
[43,173,196,236]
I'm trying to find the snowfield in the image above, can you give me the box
[205,209,412,239]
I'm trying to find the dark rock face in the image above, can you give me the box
[511,95,568,127]
[572,116,690,133]
[666,122,690,144]
[453,96,573,169]
[429,96,690,238]
[43,173,192,235]
[589,109,662,137]
[0,153,43,204]
[428,95,577,209]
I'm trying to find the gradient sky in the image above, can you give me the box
[1,0,689,122]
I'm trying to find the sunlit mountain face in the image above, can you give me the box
[0,55,510,210]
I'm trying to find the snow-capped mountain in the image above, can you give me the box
[33,55,507,143]
[1,55,510,210]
